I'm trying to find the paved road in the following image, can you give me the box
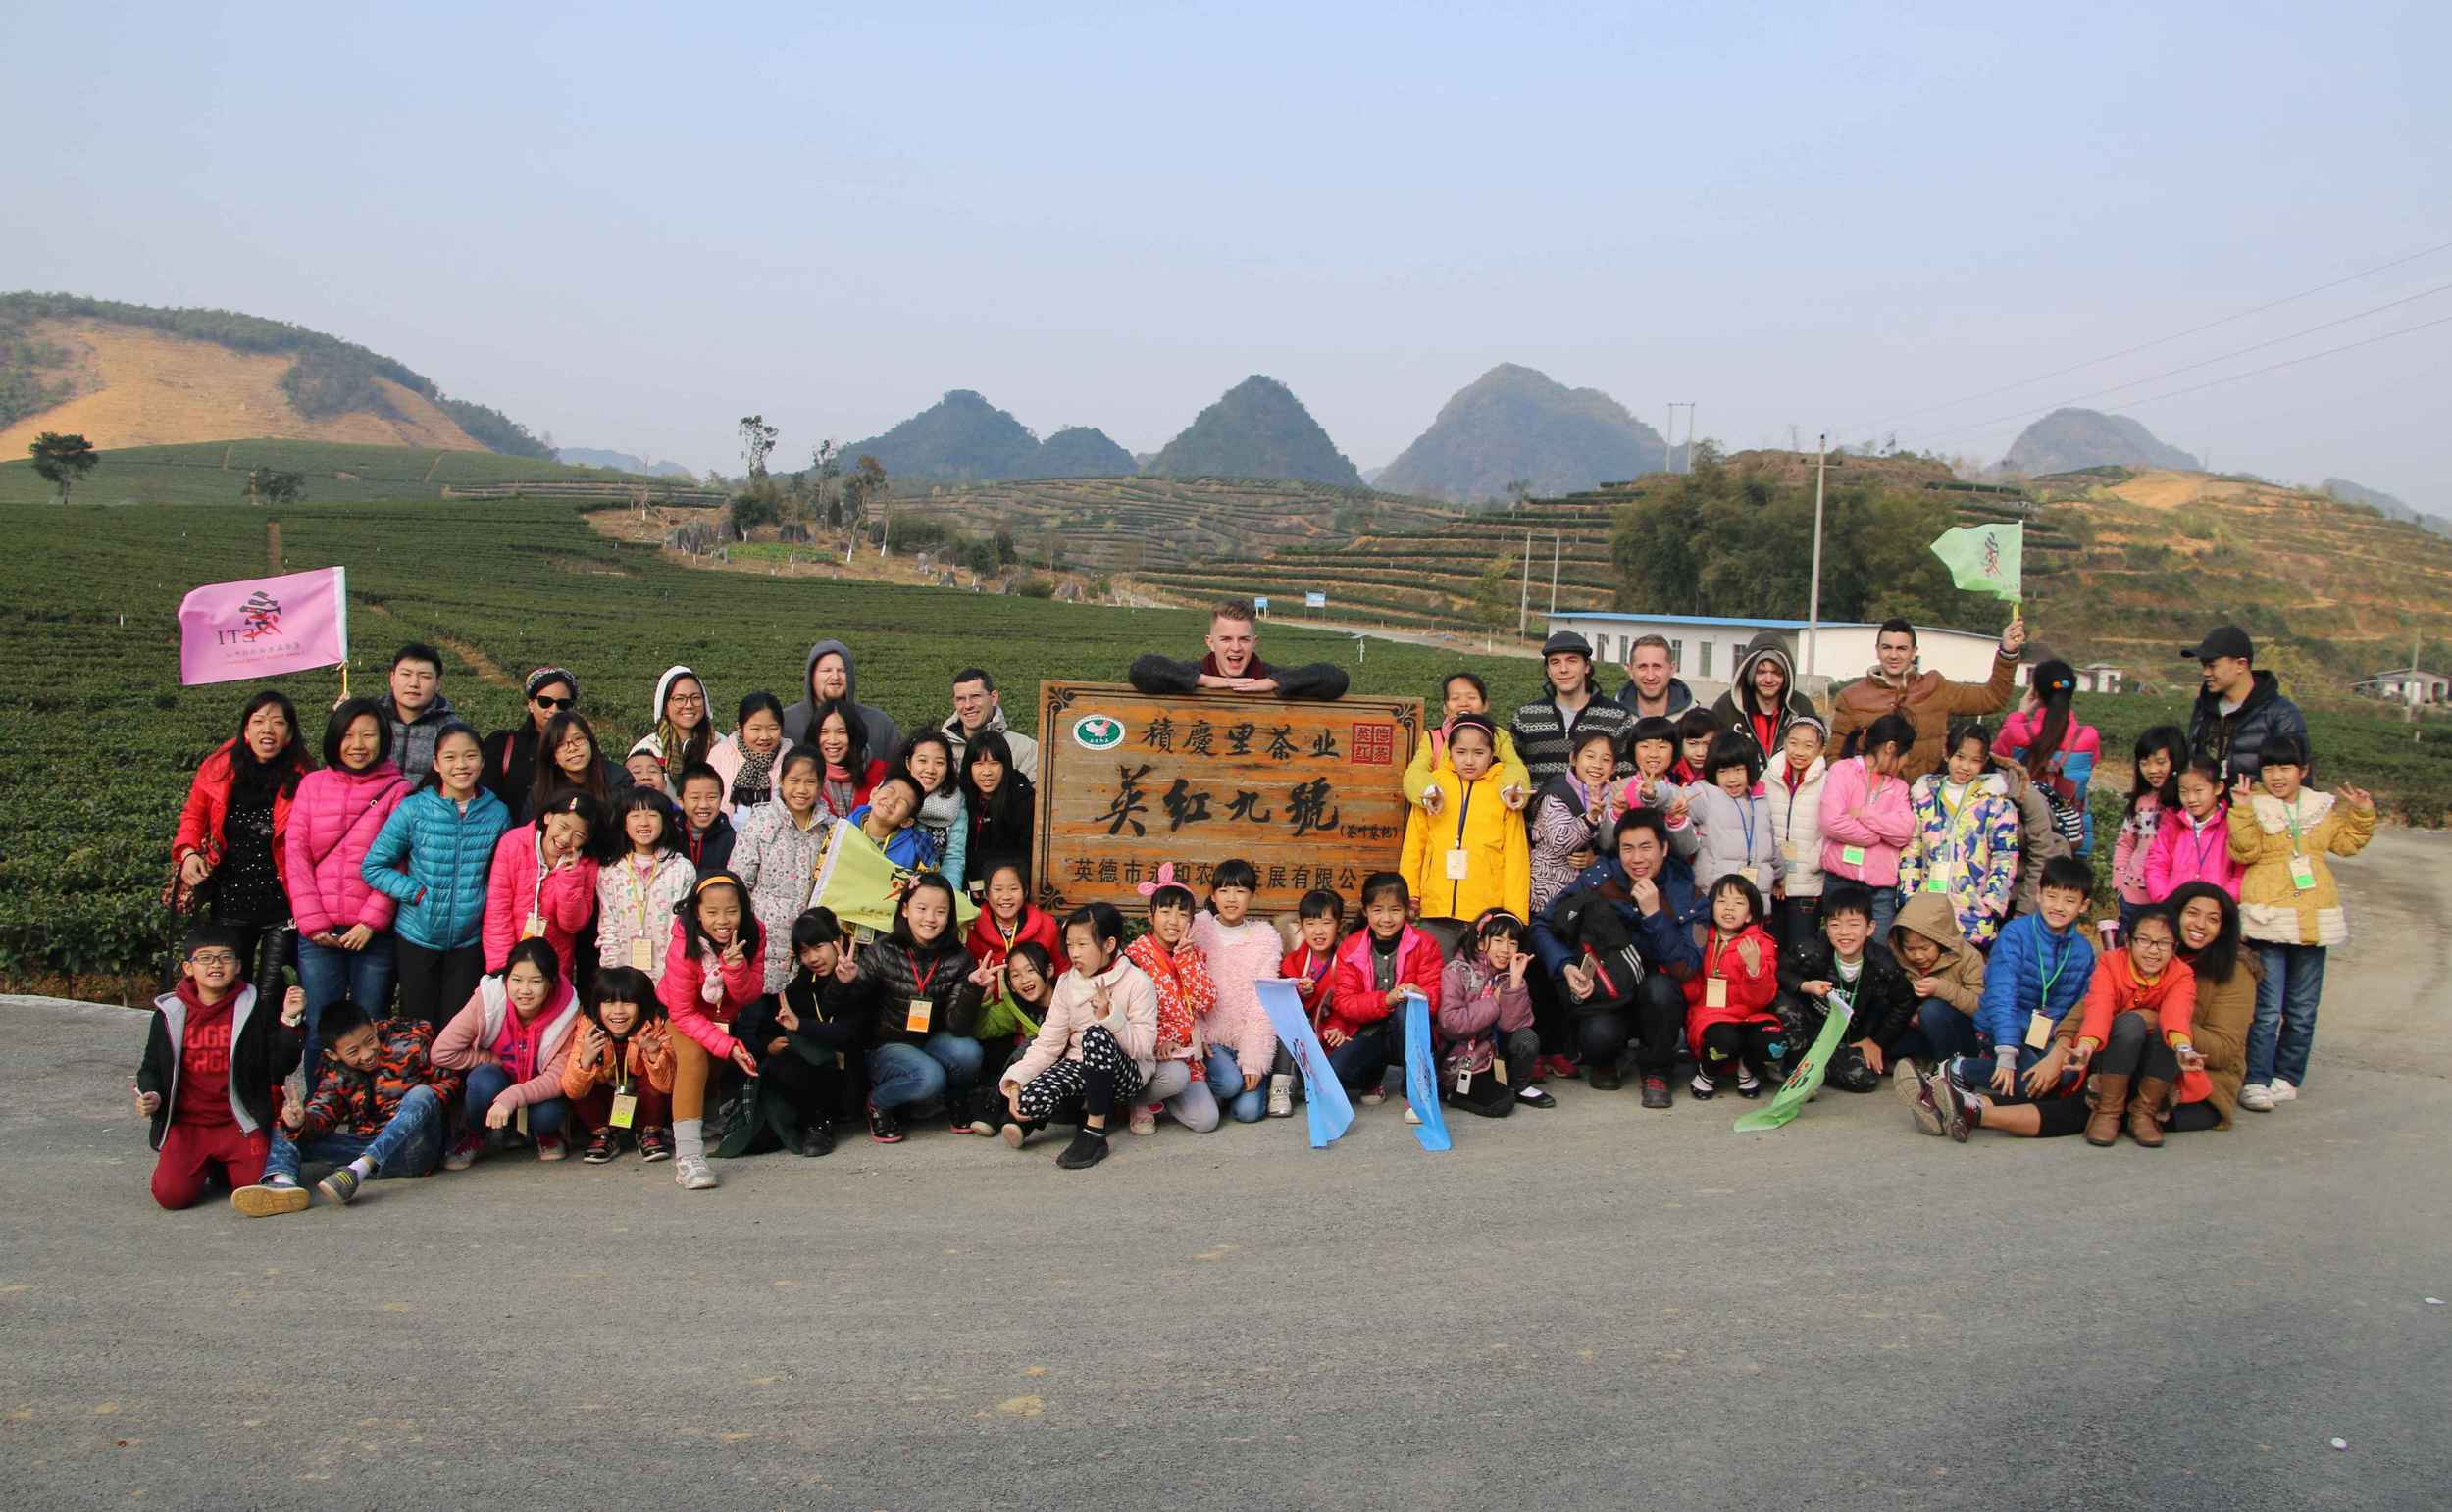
[4,833,2447,1511]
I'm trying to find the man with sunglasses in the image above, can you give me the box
[482,667,582,809]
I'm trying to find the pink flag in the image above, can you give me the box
[178,567,350,686]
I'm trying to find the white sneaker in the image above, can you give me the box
[2270,1079,2299,1103]
[1266,1074,1294,1119]
[2238,1083,2275,1113]
[1403,1105,1421,1125]
[674,1154,719,1189]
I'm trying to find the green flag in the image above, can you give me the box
[1929,523,2023,604]
[1732,993,1853,1133]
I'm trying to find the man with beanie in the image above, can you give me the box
[2182,625,2309,783]
[483,667,581,809]
[1509,630,1633,793]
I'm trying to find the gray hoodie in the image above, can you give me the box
[1710,630,1817,767]
[780,638,903,766]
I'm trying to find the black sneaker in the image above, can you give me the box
[1737,1067,1764,1098]
[1588,1064,1623,1092]
[799,1121,836,1158]
[637,1126,675,1163]
[1640,1074,1672,1110]
[867,1103,905,1144]
[316,1165,362,1205]
[582,1129,621,1164]
[1689,1069,1719,1101]
[1055,1129,1110,1170]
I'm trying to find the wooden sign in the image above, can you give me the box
[1032,681,1422,915]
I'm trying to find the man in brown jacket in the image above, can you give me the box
[1829,615,2026,780]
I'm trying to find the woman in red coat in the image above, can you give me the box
[171,689,309,988]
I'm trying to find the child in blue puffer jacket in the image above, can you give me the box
[362,724,509,1031]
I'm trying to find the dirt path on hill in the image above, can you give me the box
[358,600,516,687]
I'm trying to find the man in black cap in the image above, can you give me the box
[2183,625,2310,782]
[1509,630,1634,794]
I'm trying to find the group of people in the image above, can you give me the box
[137,602,2373,1214]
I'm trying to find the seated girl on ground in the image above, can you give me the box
[1124,869,1220,1134]
[561,965,674,1165]
[1435,909,1549,1116]
[433,937,583,1170]
[823,872,996,1145]
[997,902,1160,1171]
[1683,875,1782,1100]
[722,909,862,1160]
[1189,859,1289,1126]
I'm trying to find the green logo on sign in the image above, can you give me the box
[1073,715,1126,751]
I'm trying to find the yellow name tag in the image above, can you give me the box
[2288,854,2317,891]
[630,936,653,971]
[905,997,934,1034]
[1444,848,1471,881]
[608,1091,638,1130]
[1705,977,1728,1009]
[522,912,546,939]
[1781,841,1800,862]
[2024,1011,2054,1049]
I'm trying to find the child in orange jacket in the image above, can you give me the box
[1683,874,1783,1099]
[2065,903,2199,1148]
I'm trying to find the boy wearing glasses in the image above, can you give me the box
[133,924,306,1210]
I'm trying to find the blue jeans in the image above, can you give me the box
[268,1084,444,1181]
[462,1064,567,1138]
[1948,1042,2080,1105]
[1867,885,1899,945]
[293,932,398,1071]
[865,1033,984,1111]
[1203,1045,1267,1124]
[2250,942,2326,1087]
[1899,997,1979,1063]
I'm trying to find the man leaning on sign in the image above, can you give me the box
[1130,598,1350,701]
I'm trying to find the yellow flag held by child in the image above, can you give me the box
[1929,523,2023,605]
[806,821,978,935]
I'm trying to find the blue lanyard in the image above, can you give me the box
[1735,799,1757,860]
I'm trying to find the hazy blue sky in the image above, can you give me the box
[8,3,2447,495]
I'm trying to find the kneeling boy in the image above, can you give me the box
[134,925,304,1210]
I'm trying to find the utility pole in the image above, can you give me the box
[1806,433,1828,678]
[1517,529,1531,634]
[1662,409,1674,475]
[2411,623,2424,725]
[1549,530,1561,614]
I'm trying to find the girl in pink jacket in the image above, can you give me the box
[654,870,767,1191]
[284,697,410,1068]
[432,938,583,1169]
[1187,860,1284,1126]
[2144,759,2243,902]
[1818,712,1916,941]
[481,791,601,979]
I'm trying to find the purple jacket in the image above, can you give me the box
[283,762,409,937]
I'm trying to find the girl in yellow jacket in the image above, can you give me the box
[1400,714,1531,956]
[1404,672,1530,817]
[2224,732,2375,1111]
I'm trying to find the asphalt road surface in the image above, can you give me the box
[4,832,2446,1510]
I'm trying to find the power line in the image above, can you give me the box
[1855,234,2452,431]
[1911,309,2452,445]
[1902,278,2452,443]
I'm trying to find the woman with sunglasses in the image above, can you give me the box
[482,667,581,811]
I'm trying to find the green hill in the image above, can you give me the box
[1147,376,1363,487]
[1375,363,1666,503]
[2003,407,2200,475]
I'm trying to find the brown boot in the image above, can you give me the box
[2127,1076,2171,1147]
[2084,1072,2130,1147]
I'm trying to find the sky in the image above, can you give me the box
[8,2,2448,497]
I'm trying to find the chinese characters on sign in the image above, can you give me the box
[1034,683,1421,914]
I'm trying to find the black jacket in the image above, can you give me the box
[1776,936,1916,1050]
[684,814,738,876]
[136,984,303,1149]
[480,724,542,812]
[821,935,985,1049]
[2186,670,2311,782]
[717,971,862,1156]
[1508,686,1634,791]
[967,776,1036,888]
[1128,654,1350,701]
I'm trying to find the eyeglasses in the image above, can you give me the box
[534,695,575,710]
[187,951,240,966]
[668,693,704,708]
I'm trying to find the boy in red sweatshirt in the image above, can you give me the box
[133,924,305,1210]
